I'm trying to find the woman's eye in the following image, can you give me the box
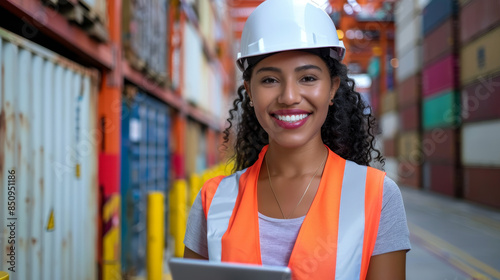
[301,76,317,82]
[262,77,278,84]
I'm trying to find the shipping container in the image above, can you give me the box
[122,0,168,80]
[422,90,460,130]
[460,0,500,45]
[0,27,98,280]
[461,120,500,167]
[422,55,458,97]
[120,91,171,276]
[383,138,397,158]
[460,26,500,85]
[380,111,399,139]
[395,0,416,26]
[397,73,421,108]
[399,103,420,131]
[398,160,422,189]
[381,91,397,114]
[80,0,108,24]
[422,0,458,36]
[423,162,460,196]
[422,128,458,164]
[463,167,500,208]
[396,14,422,56]
[423,18,456,66]
[182,21,204,105]
[398,131,421,161]
[385,157,399,183]
[461,72,500,123]
[397,44,422,83]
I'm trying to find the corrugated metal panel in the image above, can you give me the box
[460,26,500,85]
[462,120,500,167]
[423,17,455,67]
[397,73,421,108]
[399,103,420,131]
[398,131,421,161]
[423,162,459,196]
[121,91,170,276]
[460,0,500,45]
[422,55,458,97]
[396,44,422,82]
[462,73,500,123]
[0,27,98,280]
[396,14,422,56]
[464,167,500,208]
[422,90,460,130]
[380,111,398,139]
[422,0,458,36]
[422,128,458,164]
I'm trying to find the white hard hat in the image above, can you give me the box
[236,0,346,72]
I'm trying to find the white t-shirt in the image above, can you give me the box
[184,176,411,266]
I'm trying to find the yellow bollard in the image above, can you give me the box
[169,179,187,257]
[147,192,165,280]
[0,272,8,280]
[189,174,201,206]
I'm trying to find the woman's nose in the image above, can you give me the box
[277,80,301,105]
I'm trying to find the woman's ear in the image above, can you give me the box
[244,81,252,101]
[329,77,340,105]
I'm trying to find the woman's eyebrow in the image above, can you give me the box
[295,65,322,72]
[256,66,281,74]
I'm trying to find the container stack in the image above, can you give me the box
[458,0,500,208]
[120,90,171,275]
[421,0,460,196]
[394,0,428,188]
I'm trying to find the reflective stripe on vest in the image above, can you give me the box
[206,169,247,261]
[203,146,384,280]
[336,160,367,280]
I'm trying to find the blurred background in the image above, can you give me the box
[0,0,499,279]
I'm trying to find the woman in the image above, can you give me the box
[183,0,410,279]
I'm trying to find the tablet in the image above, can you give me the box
[169,257,292,280]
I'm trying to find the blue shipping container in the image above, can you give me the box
[422,0,458,36]
[120,92,171,276]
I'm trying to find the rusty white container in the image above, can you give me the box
[0,27,98,280]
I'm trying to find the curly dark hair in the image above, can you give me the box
[223,50,384,171]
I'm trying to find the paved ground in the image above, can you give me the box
[402,187,500,280]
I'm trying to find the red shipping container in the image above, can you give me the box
[464,167,500,209]
[423,162,460,196]
[423,18,456,67]
[461,73,500,123]
[398,160,422,189]
[422,128,458,164]
[383,138,397,158]
[460,0,500,45]
[422,55,458,97]
[399,103,420,131]
[397,73,421,108]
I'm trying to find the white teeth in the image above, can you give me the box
[276,114,308,122]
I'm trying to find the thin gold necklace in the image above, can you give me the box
[264,148,328,219]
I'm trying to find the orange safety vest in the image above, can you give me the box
[201,146,385,280]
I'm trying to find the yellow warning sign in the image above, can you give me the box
[46,209,55,231]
